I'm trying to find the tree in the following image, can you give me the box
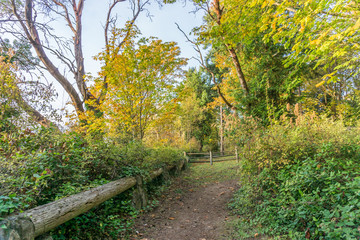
[190,0,303,123]
[177,67,218,151]
[262,0,360,82]
[88,27,186,141]
[192,0,253,101]
[0,0,149,125]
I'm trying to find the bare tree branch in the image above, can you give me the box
[97,0,149,104]
[71,0,92,101]
[115,0,150,53]
[105,0,126,48]
[51,0,76,33]
[42,44,76,73]
[15,93,59,130]
[11,81,60,130]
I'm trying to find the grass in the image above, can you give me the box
[183,160,240,186]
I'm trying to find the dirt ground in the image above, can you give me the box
[131,162,240,240]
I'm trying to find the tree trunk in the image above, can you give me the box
[199,140,203,152]
[212,0,250,99]
[226,46,250,95]
[219,105,224,154]
[19,0,85,114]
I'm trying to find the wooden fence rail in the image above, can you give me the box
[0,159,186,240]
[184,148,239,164]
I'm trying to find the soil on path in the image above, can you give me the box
[132,162,240,240]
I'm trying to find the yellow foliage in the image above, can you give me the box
[85,26,187,141]
[0,53,20,111]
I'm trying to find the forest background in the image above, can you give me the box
[1,0,360,239]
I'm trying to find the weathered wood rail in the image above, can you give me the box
[0,159,186,240]
[184,148,239,165]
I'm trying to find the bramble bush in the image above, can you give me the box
[230,113,360,239]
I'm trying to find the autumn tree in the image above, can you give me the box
[254,0,360,119]
[189,0,360,123]
[262,0,360,80]
[89,27,186,141]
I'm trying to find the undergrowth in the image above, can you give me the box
[230,114,360,239]
[0,124,184,239]
[51,174,172,240]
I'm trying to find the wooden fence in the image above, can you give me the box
[184,148,239,165]
[0,159,187,240]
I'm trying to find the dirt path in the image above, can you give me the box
[132,162,240,240]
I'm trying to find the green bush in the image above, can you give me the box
[230,115,360,239]
[52,193,138,240]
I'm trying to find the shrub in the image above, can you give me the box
[1,124,184,238]
[230,115,360,239]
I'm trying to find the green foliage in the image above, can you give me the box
[0,194,28,223]
[230,116,360,239]
[235,38,302,124]
[177,67,219,151]
[0,38,39,70]
[191,0,360,126]
[145,147,183,168]
[52,194,138,240]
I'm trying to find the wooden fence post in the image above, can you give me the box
[176,159,185,174]
[210,151,213,165]
[183,151,189,163]
[132,175,148,210]
[0,216,35,240]
[162,166,171,181]
[236,147,239,163]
